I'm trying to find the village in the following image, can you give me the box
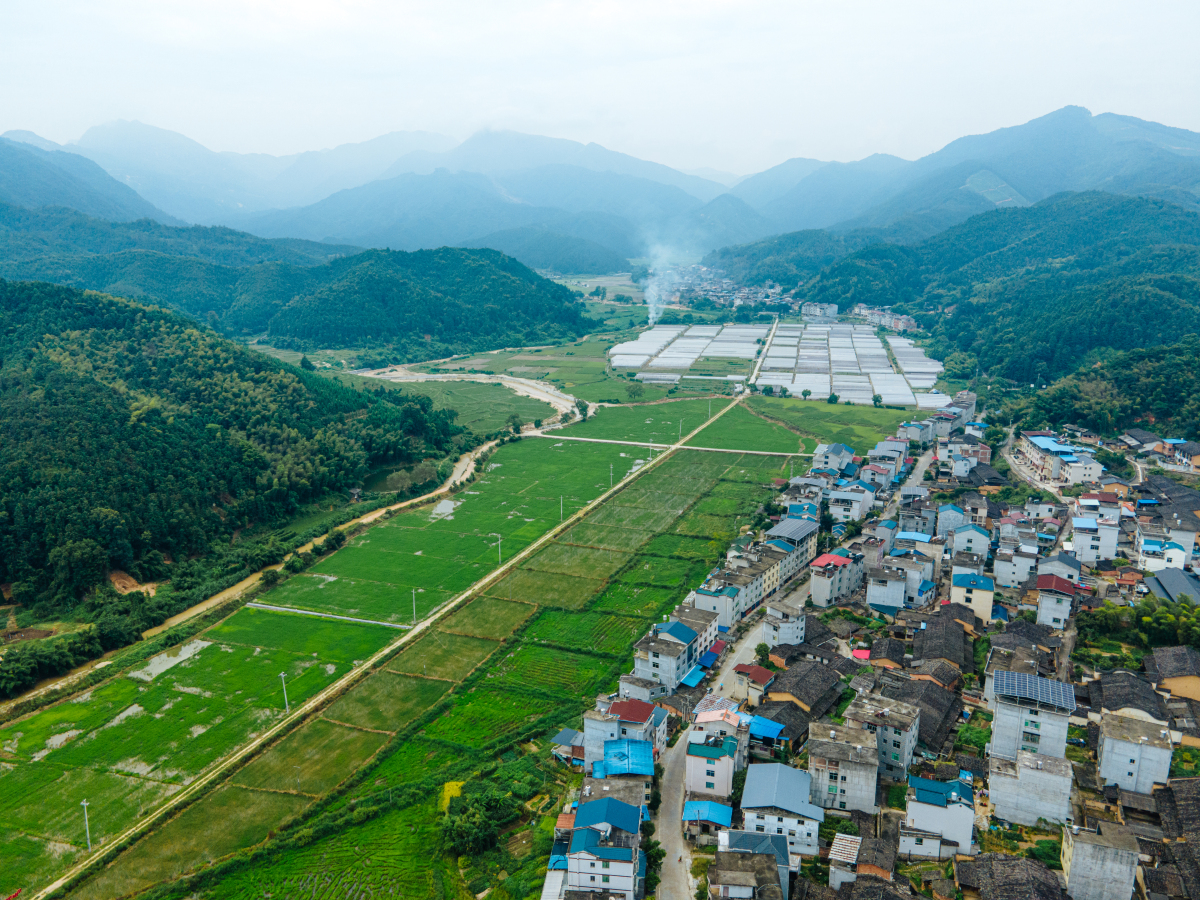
[539,389,1200,900]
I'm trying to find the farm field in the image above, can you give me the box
[335,376,557,434]
[302,438,631,621]
[746,395,910,451]
[53,449,787,900]
[685,403,806,454]
[0,609,392,896]
[559,397,722,443]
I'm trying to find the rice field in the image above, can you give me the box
[489,645,616,694]
[437,596,535,639]
[559,397,722,443]
[232,718,388,796]
[323,672,451,733]
[388,632,501,681]
[422,689,552,749]
[685,403,805,454]
[746,395,910,451]
[523,610,644,655]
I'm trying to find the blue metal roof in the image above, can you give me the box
[575,797,641,834]
[909,775,973,808]
[660,621,697,644]
[939,504,965,514]
[603,739,654,777]
[570,826,636,860]
[683,801,733,827]
[699,650,718,668]
[749,716,786,739]
[952,574,994,590]
[680,665,706,688]
[896,531,932,542]
[957,524,990,537]
[919,579,936,593]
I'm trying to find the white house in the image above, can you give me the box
[813,443,855,473]
[1097,714,1173,794]
[809,552,863,607]
[566,797,643,900]
[808,725,880,814]
[686,733,742,798]
[988,752,1073,826]
[740,763,825,859]
[900,775,975,858]
[989,671,1075,761]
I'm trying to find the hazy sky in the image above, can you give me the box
[3,1,1199,174]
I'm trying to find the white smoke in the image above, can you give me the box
[642,246,680,325]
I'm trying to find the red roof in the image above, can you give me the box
[734,663,775,685]
[711,639,728,654]
[556,813,576,829]
[1037,574,1076,596]
[608,698,655,723]
[811,553,850,567]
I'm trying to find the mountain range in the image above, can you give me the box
[5,106,1200,273]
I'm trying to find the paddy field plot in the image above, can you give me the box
[685,403,805,454]
[323,672,451,733]
[560,397,720,443]
[588,582,679,617]
[389,632,501,681]
[304,439,631,619]
[423,688,559,749]
[523,544,631,580]
[485,568,603,610]
[523,610,644,655]
[489,645,616,695]
[438,596,535,639]
[341,377,556,434]
[560,521,655,552]
[746,396,910,450]
[69,784,311,900]
[232,718,388,796]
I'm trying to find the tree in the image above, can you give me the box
[299,355,316,371]
[872,393,883,407]
[762,385,774,396]
[627,381,645,400]
[802,389,812,400]
[827,393,839,404]
[506,413,523,434]
[576,398,589,421]
[755,642,770,666]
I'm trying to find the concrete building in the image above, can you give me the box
[631,621,698,690]
[1035,575,1074,630]
[937,504,969,537]
[989,671,1076,761]
[809,551,864,607]
[760,596,806,648]
[807,724,880,813]
[994,550,1037,589]
[865,567,907,615]
[843,693,920,782]
[901,775,975,859]
[740,762,825,859]
[951,574,995,625]
[1038,553,1081,584]
[671,605,719,654]
[1060,823,1140,900]
[987,752,1073,826]
[813,443,855,473]
[685,733,742,798]
[949,524,991,557]
[566,797,643,900]
[1097,714,1173,794]
[706,850,785,900]
[716,832,789,899]
[1072,516,1119,565]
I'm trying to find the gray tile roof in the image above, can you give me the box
[741,762,825,821]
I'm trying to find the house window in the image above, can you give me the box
[652,652,659,659]
[915,838,924,846]
[777,827,784,834]
[621,728,627,736]
[892,753,899,761]
[602,876,610,884]
[706,782,715,789]
[756,825,765,832]
[590,877,596,883]
[706,769,716,777]
[590,863,596,869]
[839,801,847,809]
[893,728,901,736]
[601,862,610,870]
[892,741,900,748]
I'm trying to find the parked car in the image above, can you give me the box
[1066,737,1087,747]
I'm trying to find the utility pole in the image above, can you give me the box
[560,495,563,522]
[412,587,416,625]
[490,533,502,564]
[294,765,301,792]
[279,672,290,714]
[610,463,613,488]
[81,799,91,851]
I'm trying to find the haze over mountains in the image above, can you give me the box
[4,105,1200,273]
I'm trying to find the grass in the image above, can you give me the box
[232,718,388,795]
[334,377,556,435]
[207,606,397,661]
[438,597,536,639]
[323,672,451,733]
[389,633,500,681]
[489,645,616,694]
[560,398,722,443]
[746,395,910,451]
[423,689,552,748]
[685,404,805,454]
[523,610,645,655]
[69,785,311,900]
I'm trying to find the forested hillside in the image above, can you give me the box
[0,280,462,625]
[1019,338,1200,438]
[0,207,595,356]
[708,192,1200,383]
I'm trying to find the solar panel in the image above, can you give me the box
[992,670,1076,712]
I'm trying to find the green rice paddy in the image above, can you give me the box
[746,395,910,450]
[685,403,806,453]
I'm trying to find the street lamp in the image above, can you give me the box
[81,799,91,851]
[490,533,502,564]
[412,587,417,625]
[279,672,290,714]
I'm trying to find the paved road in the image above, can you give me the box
[657,734,692,900]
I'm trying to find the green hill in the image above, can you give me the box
[0,206,595,356]
[0,280,461,643]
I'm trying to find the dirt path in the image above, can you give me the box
[35,396,744,900]
[366,369,579,419]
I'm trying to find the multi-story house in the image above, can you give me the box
[843,693,920,782]
[566,797,643,900]
[1097,714,1172,794]
[740,763,825,858]
[900,775,975,858]
[808,724,879,813]
[1072,516,1119,565]
[631,621,698,690]
[988,670,1075,760]
[685,732,744,798]
[1035,575,1075,629]
[809,551,864,607]
[812,443,855,473]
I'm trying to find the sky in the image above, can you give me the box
[2,0,1199,175]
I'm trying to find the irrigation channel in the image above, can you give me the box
[35,394,749,900]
